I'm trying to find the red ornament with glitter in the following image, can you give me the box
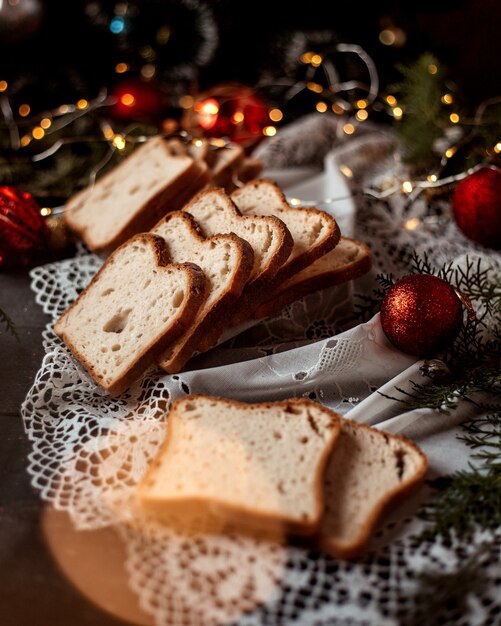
[0,186,48,269]
[182,83,270,146]
[380,274,464,357]
[451,167,501,249]
[111,78,164,121]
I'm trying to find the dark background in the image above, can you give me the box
[1,0,500,113]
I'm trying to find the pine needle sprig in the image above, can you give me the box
[419,410,501,543]
[0,306,18,341]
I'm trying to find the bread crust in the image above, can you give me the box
[137,395,342,538]
[64,138,203,252]
[182,187,294,309]
[253,237,372,319]
[54,233,206,396]
[317,419,428,559]
[152,212,255,373]
[233,178,341,279]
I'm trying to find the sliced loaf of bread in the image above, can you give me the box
[232,179,341,284]
[54,234,206,396]
[136,396,341,537]
[64,137,202,252]
[183,188,293,307]
[318,419,428,559]
[151,211,254,373]
[253,237,372,319]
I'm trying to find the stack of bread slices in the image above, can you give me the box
[136,396,428,559]
[56,136,372,396]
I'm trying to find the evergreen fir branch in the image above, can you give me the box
[419,410,501,543]
[0,306,19,341]
[392,53,447,167]
[398,542,494,625]
[354,272,394,321]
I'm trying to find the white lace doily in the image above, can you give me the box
[21,119,501,626]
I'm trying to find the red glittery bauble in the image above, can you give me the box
[0,186,48,269]
[182,83,270,146]
[452,167,501,249]
[111,79,164,121]
[380,274,463,357]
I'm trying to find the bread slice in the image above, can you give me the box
[253,237,372,319]
[151,211,254,373]
[54,234,206,396]
[318,419,428,559]
[183,188,293,308]
[232,179,341,284]
[64,137,201,252]
[209,144,244,188]
[136,396,341,538]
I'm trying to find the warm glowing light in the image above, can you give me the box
[121,93,135,107]
[441,93,453,105]
[289,197,302,206]
[310,54,323,67]
[316,102,327,113]
[231,111,244,124]
[40,117,52,129]
[356,109,368,121]
[77,99,88,109]
[356,99,368,109]
[263,125,276,137]
[102,125,115,140]
[0,80,7,92]
[179,95,194,109]
[193,139,203,147]
[332,102,344,115]
[379,29,396,46]
[307,82,323,93]
[141,64,156,79]
[20,135,31,147]
[445,147,456,158]
[404,217,420,231]
[58,104,69,114]
[427,174,438,182]
[340,165,353,178]
[19,104,30,117]
[113,135,126,150]
[494,142,501,154]
[195,98,220,130]
[32,126,45,140]
[393,106,403,119]
[300,52,314,64]
[428,64,438,75]
[401,180,413,193]
[40,207,51,217]
[343,123,355,135]
[210,138,226,147]
[449,113,460,124]
[269,108,283,122]
[156,25,171,45]
[386,95,397,106]
[115,62,129,73]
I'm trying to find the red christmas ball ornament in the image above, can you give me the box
[451,167,501,249]
[111,79,164,121]
[380,274,464,357]
[182,83,270,146]
[0,186,49,269]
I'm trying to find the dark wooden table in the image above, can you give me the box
[0,268,136,626]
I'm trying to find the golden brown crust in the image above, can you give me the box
[54,233,206,397]
[317,420,428,560]
[64,139,205,253]
[137,395,342,538]
[153,212,255,372]
[253,237,372,319]
[183,187,294,293]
